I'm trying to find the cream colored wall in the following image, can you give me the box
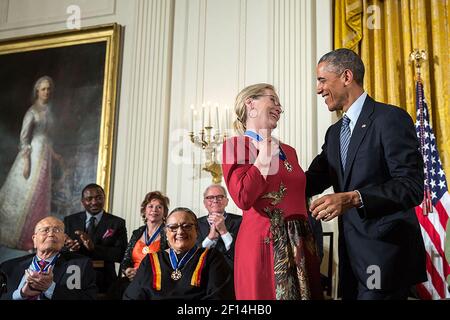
[0,0,338,298]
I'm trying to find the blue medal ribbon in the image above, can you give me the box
[244,130,263,142]
[169,246,198,271]
[32,253,60,273]
[144,224,163,246]
[244,130,287,162]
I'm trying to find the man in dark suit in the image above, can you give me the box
[0,216,97,300]
[196,184,242,270]
[306,48,426,300]
[64,183,127,296]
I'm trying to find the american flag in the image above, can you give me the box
[414,80,450,299]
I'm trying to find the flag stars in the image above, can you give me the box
[431,156,436,164]
[431,191,437,199]
[438,169,445,178]
[430,180,436,188]
[431,145,436,153]
[430,168,436,176]
[438,180,446,189]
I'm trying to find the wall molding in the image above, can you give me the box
[0,0,116,31]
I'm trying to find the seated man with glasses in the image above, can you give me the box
[197,185,242,271]
[123,207,234,300]
[0,216,97,300]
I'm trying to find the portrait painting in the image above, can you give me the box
[0,24,121,251]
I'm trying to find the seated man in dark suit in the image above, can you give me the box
[64,183,127,296]
[196,184,242,270]
[0,216,97,300]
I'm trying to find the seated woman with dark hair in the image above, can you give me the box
[123,207,234,300]
[108,191,169,299]
[121,191,170,280]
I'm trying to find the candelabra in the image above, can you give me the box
[189,126,227,184]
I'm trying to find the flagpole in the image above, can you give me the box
[411,49,432,215]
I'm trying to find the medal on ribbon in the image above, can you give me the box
[142,225,162,254]
[279,146,293,172]
[32,253,60,273]
[169,246,198,281]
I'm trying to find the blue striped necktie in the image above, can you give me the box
[340,115,351,171]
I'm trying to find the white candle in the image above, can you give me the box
[190,104,195,132]
[207,101,211,127]
[201,104,205,128]
[225,105,230,131]
[215,104,220,131]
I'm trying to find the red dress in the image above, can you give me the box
[222,136,322,300]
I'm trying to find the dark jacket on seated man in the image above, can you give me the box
[0,251,97,300]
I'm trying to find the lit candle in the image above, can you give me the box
[215,103,220,131]
[225,105,230,131]
[207,101,212,127]
[201,103,206,128]
[190,104,195,132]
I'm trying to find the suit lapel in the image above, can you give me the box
[342,97,374,185]
[75,212,87,233]
[328,122,344,185]
[52,254,67,284]
[93,212,109,242]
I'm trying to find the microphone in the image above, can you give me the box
[0,270,7,295]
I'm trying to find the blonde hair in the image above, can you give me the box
[233,83,276,135]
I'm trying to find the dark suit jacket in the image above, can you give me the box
[0,252,97,300]
[306,96,427,296]
[64,212,127,292]
[196,212,242,269]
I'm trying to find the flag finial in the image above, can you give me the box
[410,49,427,79]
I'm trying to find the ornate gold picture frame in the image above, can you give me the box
[0,24,121,250]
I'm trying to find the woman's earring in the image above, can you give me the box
[249,108,258,118]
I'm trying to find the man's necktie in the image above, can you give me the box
[38,259,49,272]
[340,115,351,171]
[86,216,96,237]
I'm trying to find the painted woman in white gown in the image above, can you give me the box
[0,76,61,250]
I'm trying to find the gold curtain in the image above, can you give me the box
[334,0,450,178]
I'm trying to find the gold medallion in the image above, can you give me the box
[171,269,182,280]
[142,246,149,254]
[284,161,293,172]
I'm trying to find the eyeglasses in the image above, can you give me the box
[36,227,64,235]
[204,195,226,202]
[166,223,195,233]
[251,94,284,113]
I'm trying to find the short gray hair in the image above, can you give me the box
[203,184,228,199]
[318,48,365,86]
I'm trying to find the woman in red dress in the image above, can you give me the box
[222,83,323,300]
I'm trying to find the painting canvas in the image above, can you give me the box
[0,24,121,251]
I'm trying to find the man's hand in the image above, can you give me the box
[75,230,95,251]
[208,213,228,236]
[124,268,137,281]
[310,191,361,222]
[24,268,54,293]
[21,281,42,299]
[65,237,81,252]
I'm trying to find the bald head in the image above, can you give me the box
[34,216,65,234]
[33,216,66,258]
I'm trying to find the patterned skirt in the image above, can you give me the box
[268,210,323,300]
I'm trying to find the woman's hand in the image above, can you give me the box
[254,137,279,178]
[23,155,31,179]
